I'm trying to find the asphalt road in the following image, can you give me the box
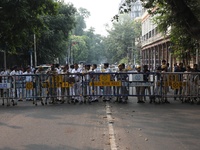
[0,97,200,150]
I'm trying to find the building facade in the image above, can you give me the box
[141,10,172,71]
[119,0,144,20]
[140,9,200,71]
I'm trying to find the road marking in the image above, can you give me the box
[106,102,117,150]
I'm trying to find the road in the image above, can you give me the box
[0,97,200,150]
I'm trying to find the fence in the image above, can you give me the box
[0,72,200,106]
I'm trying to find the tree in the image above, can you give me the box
[103,14,141,64]
[73,8,90,36]
[0,0,58,51]
[118,0,200,40]
[36,2,77,65]
[141,0,200,62]
[0,1,77,67]
[117,0,200,63]
[84,28,106,64]
[66,7,107,65]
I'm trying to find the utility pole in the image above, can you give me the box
[3,50,6,70]
[127,46,134,64]
[0,50,6,70]
[29,49,33,67]
[34,34,37,67]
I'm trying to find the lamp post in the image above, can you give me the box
[29,48,33,67]
[33,34,37,67]
[0,50,6,70]
[127,46,134,64]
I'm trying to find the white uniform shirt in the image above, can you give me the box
[23,71,32,82]
[72,68,82,82]
[104,67,112,73]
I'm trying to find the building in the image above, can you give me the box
[119,0,144,20]
[141,9,172,71]
[140,8,200,71]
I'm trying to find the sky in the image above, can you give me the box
[64,0,121,36]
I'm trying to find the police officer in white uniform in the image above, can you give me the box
[71,63,83,103]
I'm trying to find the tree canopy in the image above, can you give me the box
[118,0,200,40]
[0,0,58,51]
[104,14,141,64]
[117,0,200,63]
[0,0,77,67]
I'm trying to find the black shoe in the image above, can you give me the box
[137,101,145,103]
[165,100,170,104]
[60,100,65,104]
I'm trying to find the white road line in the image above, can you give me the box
[106,102,117,150]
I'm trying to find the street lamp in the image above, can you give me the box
[29,48,33,67]
[0,50,6,70]
[33,34,37,67]
[127,46,134,64]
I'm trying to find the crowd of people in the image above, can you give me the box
[156,60,200,104]
[0,61,200,106]
[0,63,129,105]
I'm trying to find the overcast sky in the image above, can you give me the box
[64,0,121,36]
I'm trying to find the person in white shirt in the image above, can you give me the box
[82,64,91,103]
[23,66,33,101]
[90,64,100,102]
[61,64,72,104]
[10,66,23,105]
[71,63,83,103]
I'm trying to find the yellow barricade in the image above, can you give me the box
[26,82,33,90]
[42,82,49,88]
[172,81,181,89]
[62,82,73,88]
[99,74,111,82]
[89,81,121,87]
[168,74,179,82]
[42,82,73,88]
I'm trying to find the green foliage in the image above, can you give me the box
[143,0,200,62]
[103,14,141,64]
[118,0,200,62]
[73,8,90,36]
[37,3,77,64]
[0,0,58,52]
[0,1,78,67]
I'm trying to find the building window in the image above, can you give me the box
[149,31,151,38]
[152,29,155,37]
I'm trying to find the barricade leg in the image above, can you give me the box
[121,86,128,103]
[103,86,111,101]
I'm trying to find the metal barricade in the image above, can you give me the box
[0,72,200,106]
[159,72,200,103]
